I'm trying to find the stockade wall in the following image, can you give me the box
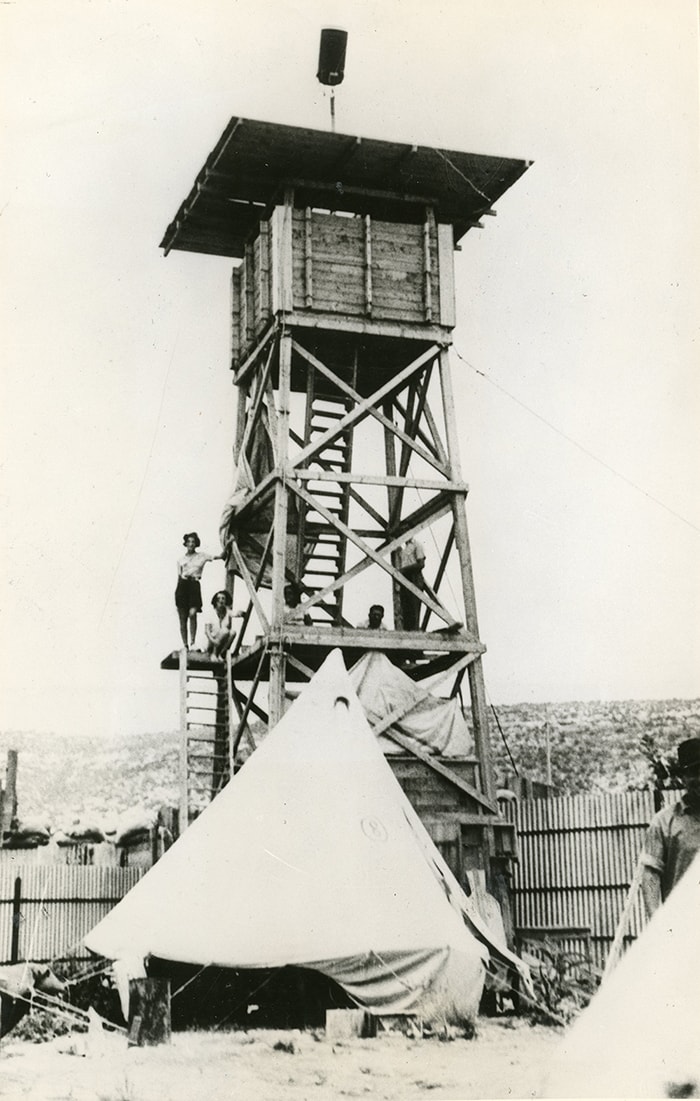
[511,789,677,972]
[0,866,143,964]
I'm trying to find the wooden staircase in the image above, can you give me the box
[178,653,232,825]
[298,396,354,625]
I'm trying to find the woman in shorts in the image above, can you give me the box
[175,532,222,649]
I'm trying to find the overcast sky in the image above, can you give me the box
[1,0,698,738]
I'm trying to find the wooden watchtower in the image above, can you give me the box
[161,117,529,886]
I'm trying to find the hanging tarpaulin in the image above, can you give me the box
[219,409,301,588]
[350,651,473,756]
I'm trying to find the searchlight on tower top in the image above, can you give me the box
[317,27,348,132]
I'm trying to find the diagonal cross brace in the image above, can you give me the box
[290,341,449,477]
[290,481,460,629]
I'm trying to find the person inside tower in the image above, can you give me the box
[396,537,460,631]
[283,582,312,626]
[396,537,427,631]
[204,590,244,661]
[175,531,223,649]
[359,604,386,630]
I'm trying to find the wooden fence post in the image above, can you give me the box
[128,978,171,1046]
[10,876,21,963]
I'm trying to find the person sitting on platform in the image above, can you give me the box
[359,604,386,630]
[175,531,223,649]
[204,590,243,661]
[283,582,312,626]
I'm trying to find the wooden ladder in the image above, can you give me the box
[178,652,233,827]
[299,396,354,625]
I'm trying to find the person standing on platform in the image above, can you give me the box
[175,532,222,650]
[640,737,700,916]
[396,537,427,630]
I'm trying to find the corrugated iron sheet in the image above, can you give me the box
[0,866,142,963]
[512,789,679,970]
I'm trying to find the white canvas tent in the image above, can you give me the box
[543,850,700,1098]
[85,651,488,1022]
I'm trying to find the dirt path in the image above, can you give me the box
[0,1018,561,1100]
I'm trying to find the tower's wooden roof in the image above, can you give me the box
[160,116,531,259]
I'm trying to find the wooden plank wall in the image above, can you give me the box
[231,207,449,364]
[0,866,142,963]
[511,789,677,970]
[293,210,441,323]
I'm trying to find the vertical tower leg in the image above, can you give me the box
[178,650,188,830]
[438,348,496,805]
[269,329,292,727]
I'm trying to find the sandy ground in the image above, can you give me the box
[0,1017,562,1101]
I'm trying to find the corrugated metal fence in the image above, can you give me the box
[512,789,677,971]
[0,866,142,964]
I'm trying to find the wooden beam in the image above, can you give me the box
[236,339,275,466]
[231,683,268,724]
[178,652,189,830]
[383,406,402,626]
[295,492,469,628]
[289,481,458,627]
[438,347,496,804]
[233,319,277,384]
[289,427,388,529]
[380,726,496,814]
[233,380,248,464]
[304,206,313,309]
[363,214,372,317]
[269,329,292,725]
[231,650,268,755]
[291,341,449,477]
[284,175,435,207]
[266,625,484,653]
[227,539,270,633]
[420,525,455,631]
[390,366,433,529]
[231,525,274,656]
[263,370,280,467]
[282,310,452,344]
[401,650,479,685]
[285,652,315,681]
[423,207,434,323]
[421,399,449,468]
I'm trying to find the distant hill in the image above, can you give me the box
[490,698,700,795]
[1,698,698,828]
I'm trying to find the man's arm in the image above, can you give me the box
[640,864,662,918]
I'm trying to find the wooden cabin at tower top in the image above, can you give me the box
[161,116,531,374]
[229,205,455,363]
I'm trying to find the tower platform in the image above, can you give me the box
[161,626,486,681]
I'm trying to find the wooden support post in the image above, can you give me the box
[178,651,189,830]
[304,207,313,308]
[233,379,248,463]
[2,751,18,837]
[128,979,171,1046]
[423,207,434,322]
[363,215,373,317]
[383,405,401,626]
[269,328,292,726]
[438,347,496,805]
[212,672,229,798]
[10,876,21,963]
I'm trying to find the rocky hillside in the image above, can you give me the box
[1,698,698,829]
